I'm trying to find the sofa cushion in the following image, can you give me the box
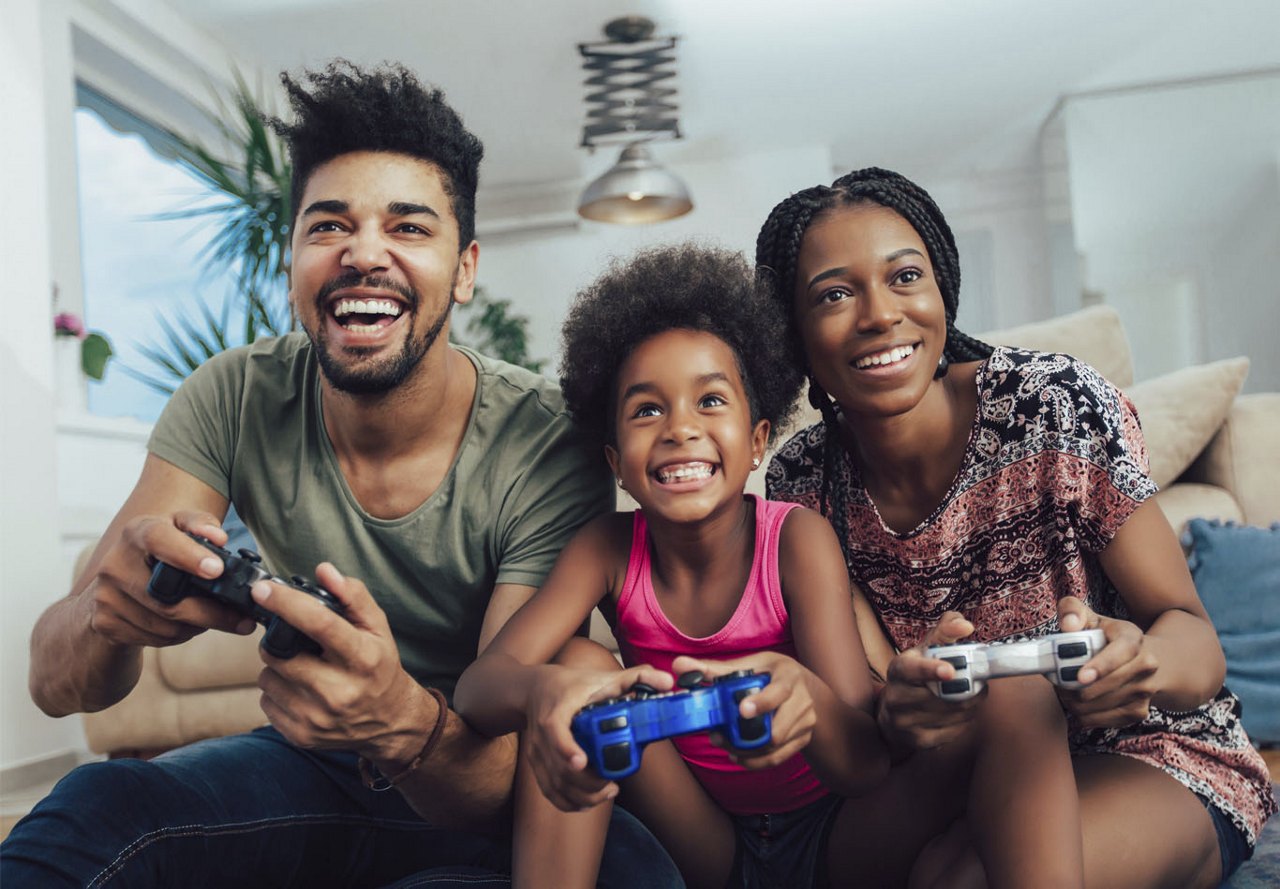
[979,304,1134,388]
[1125,357,1250,489]
[1154,483,1245,535]
[1185,393,1280,527]
[156,627,264,691]
[1183,518,1280,743]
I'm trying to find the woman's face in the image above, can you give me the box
[792,203,947,421]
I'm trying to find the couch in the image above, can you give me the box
[80,305,1279,755]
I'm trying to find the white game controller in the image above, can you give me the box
[926,629,1108,701]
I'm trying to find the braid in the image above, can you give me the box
[756,167,994,565]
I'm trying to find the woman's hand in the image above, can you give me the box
[522,663,672,812]
[876,611,984,753]
[1056,596,1158,728]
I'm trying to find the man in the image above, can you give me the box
[2,61,680,888]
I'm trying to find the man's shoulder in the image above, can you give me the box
[462,346,570,424]
[187,333,312,385]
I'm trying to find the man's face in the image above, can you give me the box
[288,150,477,394]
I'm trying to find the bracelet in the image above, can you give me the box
[359,687,449,792]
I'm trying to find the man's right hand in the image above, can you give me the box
[81,511,255,649]
[876,611,983,752]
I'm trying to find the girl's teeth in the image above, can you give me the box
[657,464,713,483]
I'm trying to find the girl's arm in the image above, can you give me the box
[454,515,633,736]
[1062,498,1225,725]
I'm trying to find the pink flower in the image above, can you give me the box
[54,312,87,339]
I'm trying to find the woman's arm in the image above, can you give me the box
[1066,498,1225,722]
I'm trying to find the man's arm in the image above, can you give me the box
[29,454,245,716]
[251,574,541,832]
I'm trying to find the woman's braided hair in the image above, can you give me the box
[754,167,992,563]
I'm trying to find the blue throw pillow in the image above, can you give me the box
[1184,518,1280,744]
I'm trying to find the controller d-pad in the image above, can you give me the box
[1057,642,1088,659]
[602,742,632,774]
[940,679,971,695]
[599,715,628,733]
[1059,666,1081,683]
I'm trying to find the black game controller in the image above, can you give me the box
[148,531,344,659]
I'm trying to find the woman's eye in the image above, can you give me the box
[818,287,851,304]
[895,268,923,285]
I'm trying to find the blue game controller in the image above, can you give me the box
[571,669,772,780]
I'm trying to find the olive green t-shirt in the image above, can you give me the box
[148,333,612,701]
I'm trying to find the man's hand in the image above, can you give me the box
[81,510,254,650]
[251,562,439,766]
[1056,596,1158,728]
[877,611,984,752]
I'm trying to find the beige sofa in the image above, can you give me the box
[79,305,1280,756]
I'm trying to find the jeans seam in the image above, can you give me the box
[89,814,436,887]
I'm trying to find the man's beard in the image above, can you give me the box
[307,271,456,395]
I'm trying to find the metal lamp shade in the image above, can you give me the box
[577,143,693,224]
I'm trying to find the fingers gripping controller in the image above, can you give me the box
[926,630,1107,701]
[571,670,772,780]
[147,532,345,658]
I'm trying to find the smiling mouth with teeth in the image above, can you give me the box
[654,462,716,484]
[332,298,404,333]
[854,344,918,370]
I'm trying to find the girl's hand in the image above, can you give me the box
[523,663,673,812]
[671,652,817,770]
[1056,596,1158,728]
[877,612,984,752]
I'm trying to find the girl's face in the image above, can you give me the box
[606,329,769,525]
[792,203,947,420]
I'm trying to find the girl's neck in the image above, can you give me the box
[644,494,756,585]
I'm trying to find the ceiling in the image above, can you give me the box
[160,0,1278,193]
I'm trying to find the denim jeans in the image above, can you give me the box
[0,726,682,888]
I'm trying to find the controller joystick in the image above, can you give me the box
[571,670,772,780]
[147,531,345,659]
[926,629,1107,701]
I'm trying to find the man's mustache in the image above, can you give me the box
[316,273,417,308]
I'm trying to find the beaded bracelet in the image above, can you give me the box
[359,686,449,792]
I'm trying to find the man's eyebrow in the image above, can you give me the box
[389,201,440,219]
[301,199,348,216]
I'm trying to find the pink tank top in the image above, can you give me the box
[613,495,829,815]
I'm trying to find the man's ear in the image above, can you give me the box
[453,241,479,307]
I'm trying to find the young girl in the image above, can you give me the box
[454,244,891,889]
[755,167,1277,887]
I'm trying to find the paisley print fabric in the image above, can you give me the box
[767,347,1277,844]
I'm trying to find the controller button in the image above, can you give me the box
[599,715,629,733]
[630,683,658,698]
[602,742,633,774]
[676,670,705,689]
[1057,642,1089,659]
[1059,666,1081,683]
[940,655,968,670]
[738,715,766,742]
[940,679,971,695]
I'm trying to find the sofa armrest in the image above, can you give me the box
[1182,393,1280,527]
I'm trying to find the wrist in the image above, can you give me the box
[360,686,450,791]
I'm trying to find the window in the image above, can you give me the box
[75,86,246,422]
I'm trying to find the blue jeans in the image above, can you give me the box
[0,726,682,888]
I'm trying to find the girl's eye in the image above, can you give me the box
[894,268,923,285]
[699,394,727,408]
[632,404,661,419]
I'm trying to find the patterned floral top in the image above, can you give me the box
[767,347,1277,844]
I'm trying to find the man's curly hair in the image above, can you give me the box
[270,60,484,249]
[558,243,803,447]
